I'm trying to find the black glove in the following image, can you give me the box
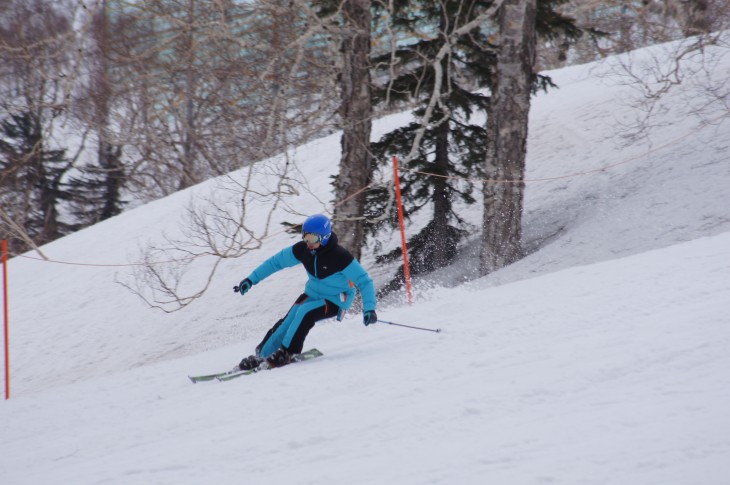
[363,310,378,326]
[234,278,253,296]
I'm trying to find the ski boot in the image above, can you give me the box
[266,347,293,368]
[238,354,263,371]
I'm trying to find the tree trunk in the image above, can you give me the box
[480,0,536,274]
[179,0,197,190]
[97,0,124,222]
[333,0,372,259]
[432,106,452,269]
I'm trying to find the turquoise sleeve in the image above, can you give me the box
[248,246,300,285]
[342,260,377,312]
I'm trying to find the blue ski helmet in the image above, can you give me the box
[302,214,332,246]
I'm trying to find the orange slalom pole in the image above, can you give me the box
[2,240,9,400]
[392,157,413,305]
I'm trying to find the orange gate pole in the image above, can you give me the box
[392,157,413,305]
[2,240,9,399]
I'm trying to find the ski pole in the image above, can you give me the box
[377,319,441,333]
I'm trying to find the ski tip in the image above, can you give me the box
[188,376,197,384]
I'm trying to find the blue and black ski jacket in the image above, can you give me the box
[245,232,376,312]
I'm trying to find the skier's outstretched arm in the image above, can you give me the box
[236,246,300,295]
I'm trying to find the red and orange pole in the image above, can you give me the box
[392,157,413,305]
[2,240,9,399]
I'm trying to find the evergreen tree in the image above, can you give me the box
[66,143,126,227]
[0,111,73,250]
[367,0,495,293]
[368,0,582,293]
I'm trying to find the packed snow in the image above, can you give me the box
[2,37,730,484]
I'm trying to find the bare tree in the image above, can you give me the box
[608,28,730,142]
[121,0,349,311]
[0,0,79,253]
[99,0,341,200]
[664,0,714,37]
[480,0,537,274]
[68,0,126,226]
[554,0,728,66]
[121,152,314,312]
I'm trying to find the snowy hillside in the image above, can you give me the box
[2,37,730,485]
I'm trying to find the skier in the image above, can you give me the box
[234,214,378,370]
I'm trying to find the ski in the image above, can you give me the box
[218,348,324,381]
[188,348,323,384]
[216,367,259,381]
[188,367,242,384]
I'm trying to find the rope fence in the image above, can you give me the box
[7,113,725,269]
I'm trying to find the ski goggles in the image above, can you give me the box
[302,232,322,244]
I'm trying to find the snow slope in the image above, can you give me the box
[2,37,730,484]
